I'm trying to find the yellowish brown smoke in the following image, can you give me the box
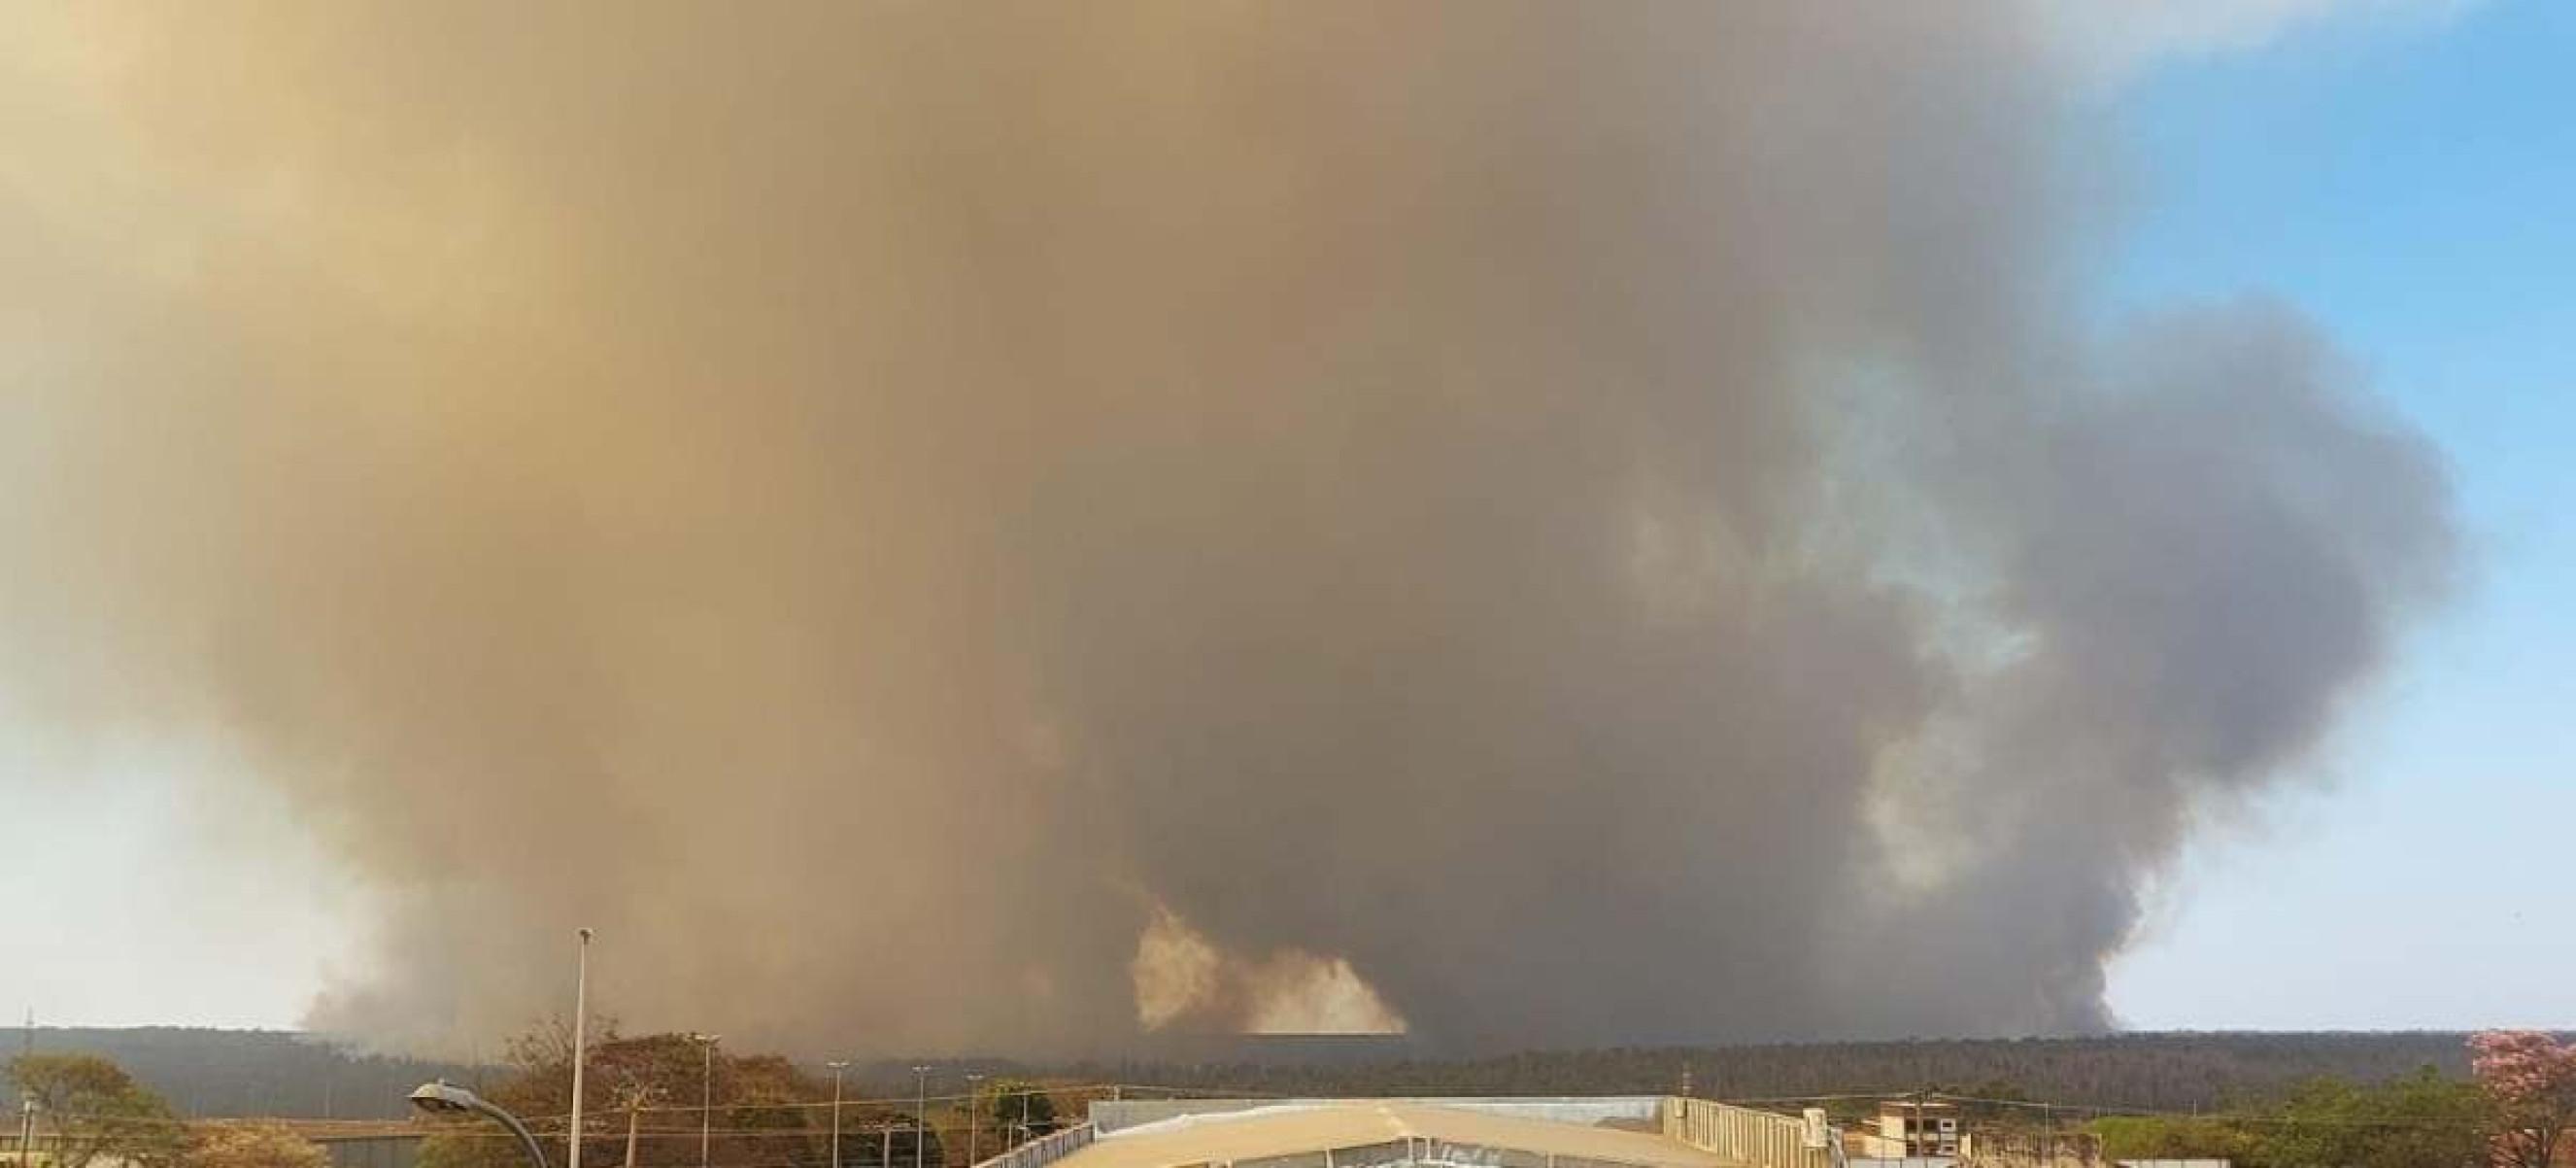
[0,3,2451,1054]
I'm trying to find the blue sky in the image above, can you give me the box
[2103,0,2576,1028]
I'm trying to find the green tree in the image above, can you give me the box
[185,1123,331,1168]
[7,1053,186,1168]
[2094,1068,2486,1168]
[415,1022,852,1168]
[2091,1115,2256,1163]
[2270,1068,2485,1168]
[2356,1065,2489,1168]
[414,1133,509,1168]
[979,1082,1058,1144]
[2255,1076,2375,1168]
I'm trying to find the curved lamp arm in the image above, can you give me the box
[412,1082,550,1168]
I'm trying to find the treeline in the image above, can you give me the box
[415,1022,1062,1168]
[14,1027,1064,1168]
[17,1029,483,1119]
[26,1029,2576,1168]
[9,1048,340,1168]
[1044,1031,2492,1111]
[20,1027,2542,1119]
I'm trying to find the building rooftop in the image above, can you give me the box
[1059,1101,1733,1168]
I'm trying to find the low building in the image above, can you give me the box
[1856,1102,1957,1160]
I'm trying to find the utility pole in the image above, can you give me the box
[571,929,594,1168]
[965,1075,986,1167]
[827,1062,851,1168]
[612,1079,656,1168]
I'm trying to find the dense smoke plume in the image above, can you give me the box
[0,4,2451,1054]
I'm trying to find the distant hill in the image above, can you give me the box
[11,1028,486,1119]
[1046,1031,2494,1112]
[10,1027,2510,1118]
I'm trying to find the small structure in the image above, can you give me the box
[1855,1102,1957,1160]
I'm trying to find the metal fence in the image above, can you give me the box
[1087,1100,1664,1137]
[1423,1139,1659,1168]
[1229,1135,1666,1168]
[1660,1098,1832,1168]
[971,1123,1097,1168]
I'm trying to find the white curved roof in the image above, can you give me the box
[1060,1102,1732,1168]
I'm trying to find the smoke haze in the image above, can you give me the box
[0,3,2453,1054]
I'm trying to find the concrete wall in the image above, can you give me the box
[1660,1097,1833,1168]
[316,1136,422,1168]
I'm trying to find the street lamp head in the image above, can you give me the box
[826,1061,851,1071]
[578,927,594,942]
[409,1080,550,1168]
[409,1081,483,1116]
[689,1033,721,1044]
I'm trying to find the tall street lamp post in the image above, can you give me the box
[690,1033,722,1168]
[570,929,595,1168]
[910,1066,932,1168]
[826,1061,851,1168]
[964,1075,985,1167]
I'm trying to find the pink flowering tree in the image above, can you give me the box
[2471,1030,2576,1168]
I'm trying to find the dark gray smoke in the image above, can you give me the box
[0,3,2452,1053]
